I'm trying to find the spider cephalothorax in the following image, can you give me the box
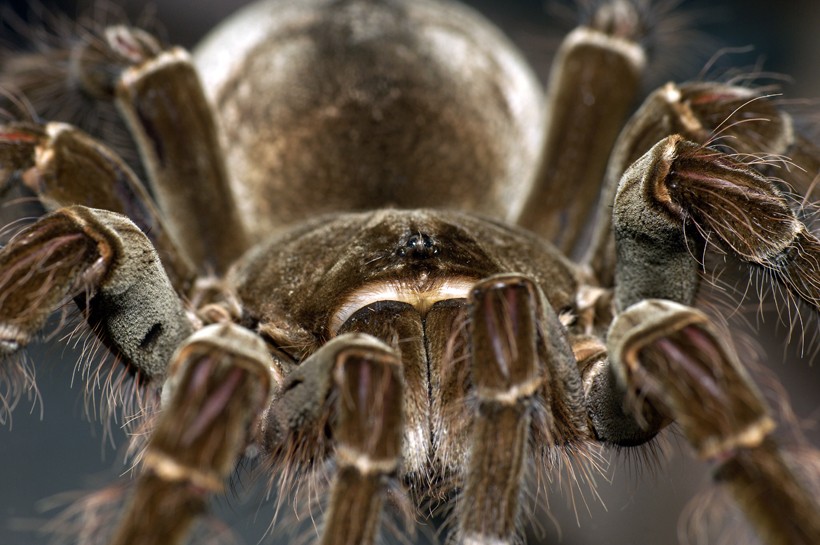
[1,1,819,544]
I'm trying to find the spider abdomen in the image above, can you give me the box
[194,0,546,240]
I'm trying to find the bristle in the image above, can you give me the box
[679,485,759,545]
[379,481,422,545]
[33,483,130,545]
[0,1,164,179]
[575,0,717,86]
[57,309,162,446]
[261,401,336,535]
[530,441,608,529]
[609,426,677,482]
[263,459,334,545]
[0,350,39,427]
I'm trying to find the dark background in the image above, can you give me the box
[0,1,819,544]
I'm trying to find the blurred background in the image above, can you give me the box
[0,1,818,544]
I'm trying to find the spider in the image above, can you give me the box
[0,0,819,544]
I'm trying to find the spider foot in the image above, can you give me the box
[587,81,820,288]
[609,300,772,458]
[0,208,109,356]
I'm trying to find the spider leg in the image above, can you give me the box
[336,299,430,476]
[516,0,645,257]
[613,135,820,313]
[260,334,402,545]
[586,82,820,287]
[455,276,540,545]
[457,275,591,545]
[603,137,820,543]
[111,323,273,545]
[108,26,250,273]
[587,131,820,440]
[608,300,820,545]
[322,338,403,545]
[0,121,195,293]
[77,25,249,273]
[0,205,192,379]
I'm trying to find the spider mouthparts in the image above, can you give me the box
[330,276,475,335]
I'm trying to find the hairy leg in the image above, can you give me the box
[586,83,820,287]
[111,323,273,545]
[260,334,403,545]
[612,134,820,313]
[101,25,250,272]
[0,205,192,377]
[0,121,195,292]
[516,0,645,257]
[608,300,820,545]
[602,138,820,543]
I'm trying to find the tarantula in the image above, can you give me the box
[1,0,819,544]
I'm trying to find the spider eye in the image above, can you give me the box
[397,233,439,259]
